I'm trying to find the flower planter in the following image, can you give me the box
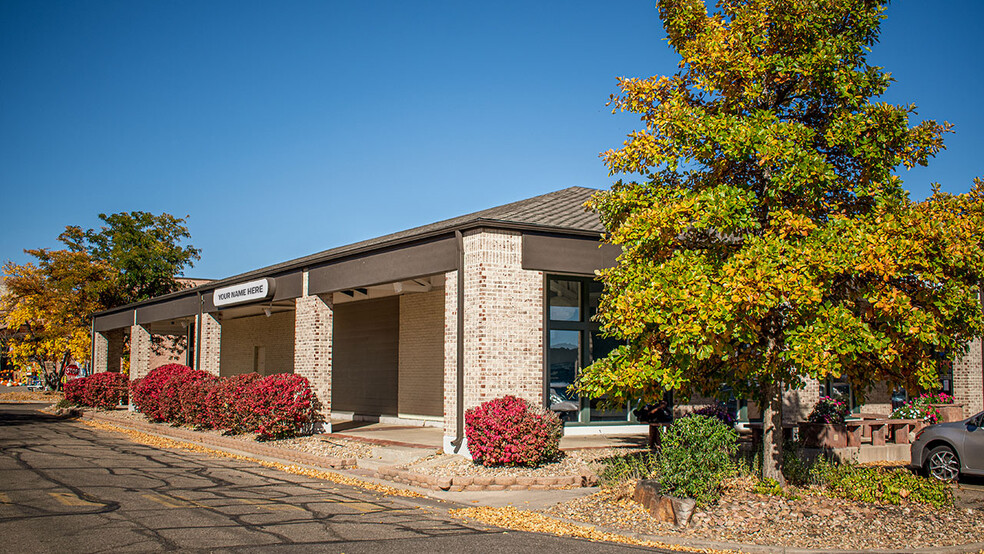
[929,404,965,423]
[798,422,849,448]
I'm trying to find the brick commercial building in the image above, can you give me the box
[90,188,984,453]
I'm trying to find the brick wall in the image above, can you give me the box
[149,334,188,370]
[399,289,444,418]
[861,381,894,416]
[105,329,124,373]
[219,311,295,376]
[294,294,333,418]
[953,337,984,417]
[743,379,821,424]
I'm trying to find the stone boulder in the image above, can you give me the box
[633,479,696,527]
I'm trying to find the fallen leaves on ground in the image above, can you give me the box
[450,506,734,553]
[0,390,62,402]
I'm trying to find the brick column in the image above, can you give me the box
[443,230,545,455]
[92,332,109,373]
[130,324,152,380]
[462,230,544,409]
[294,294,333,431]
[196,312,222,376]
[953,337,983,417]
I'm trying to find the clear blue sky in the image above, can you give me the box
[2,1,981,280]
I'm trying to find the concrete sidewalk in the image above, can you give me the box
[328,419,650,451]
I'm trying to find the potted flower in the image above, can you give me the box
[891,393,961,424]
[913,392,963,423]
[799,396,852,448]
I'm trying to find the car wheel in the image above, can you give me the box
[925,445,960,481]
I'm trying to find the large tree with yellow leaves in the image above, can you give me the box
[2,249,113,390]
[578,0,984,482]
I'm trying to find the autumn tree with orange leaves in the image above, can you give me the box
[578,0,984,483]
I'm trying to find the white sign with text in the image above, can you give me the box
[213,278,275,308]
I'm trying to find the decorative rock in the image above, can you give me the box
[580,470,599,487]
[632,479,696,527]
[633,479,661,508]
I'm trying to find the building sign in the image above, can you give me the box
[213,278,276,308]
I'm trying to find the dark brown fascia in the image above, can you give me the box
[91,218,604,319]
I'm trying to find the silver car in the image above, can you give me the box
[910,410,984,481]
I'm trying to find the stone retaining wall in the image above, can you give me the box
[373,466,597,491]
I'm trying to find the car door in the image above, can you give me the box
[962,412,984,473]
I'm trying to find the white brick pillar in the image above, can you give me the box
[196,312,222,376]
[294,293,333,431]
[130,324,152,380]
[953,337,983,417]
[443,230,545,455]
[92,332,109,373]
[462,230,544,409]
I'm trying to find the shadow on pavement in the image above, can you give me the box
[0,404,73,427]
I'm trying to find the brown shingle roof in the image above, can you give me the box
[95,186,605,314]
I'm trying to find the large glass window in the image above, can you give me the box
[547,276,628,424]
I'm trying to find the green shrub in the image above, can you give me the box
[655,415,739,505]
[819,463,953,508]
[598,451,659,488]
[754,477,800,500]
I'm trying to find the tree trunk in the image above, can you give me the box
[762,381,785,485]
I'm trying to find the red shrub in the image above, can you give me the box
[465,395,562,467]
[130,363,195,422]
[64,377,87,406]
[165,369,217,426]
[203,372,263,432]
[244,373,324,440]
[65,372,128,409]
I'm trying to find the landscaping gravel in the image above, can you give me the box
[547,478,984,551]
